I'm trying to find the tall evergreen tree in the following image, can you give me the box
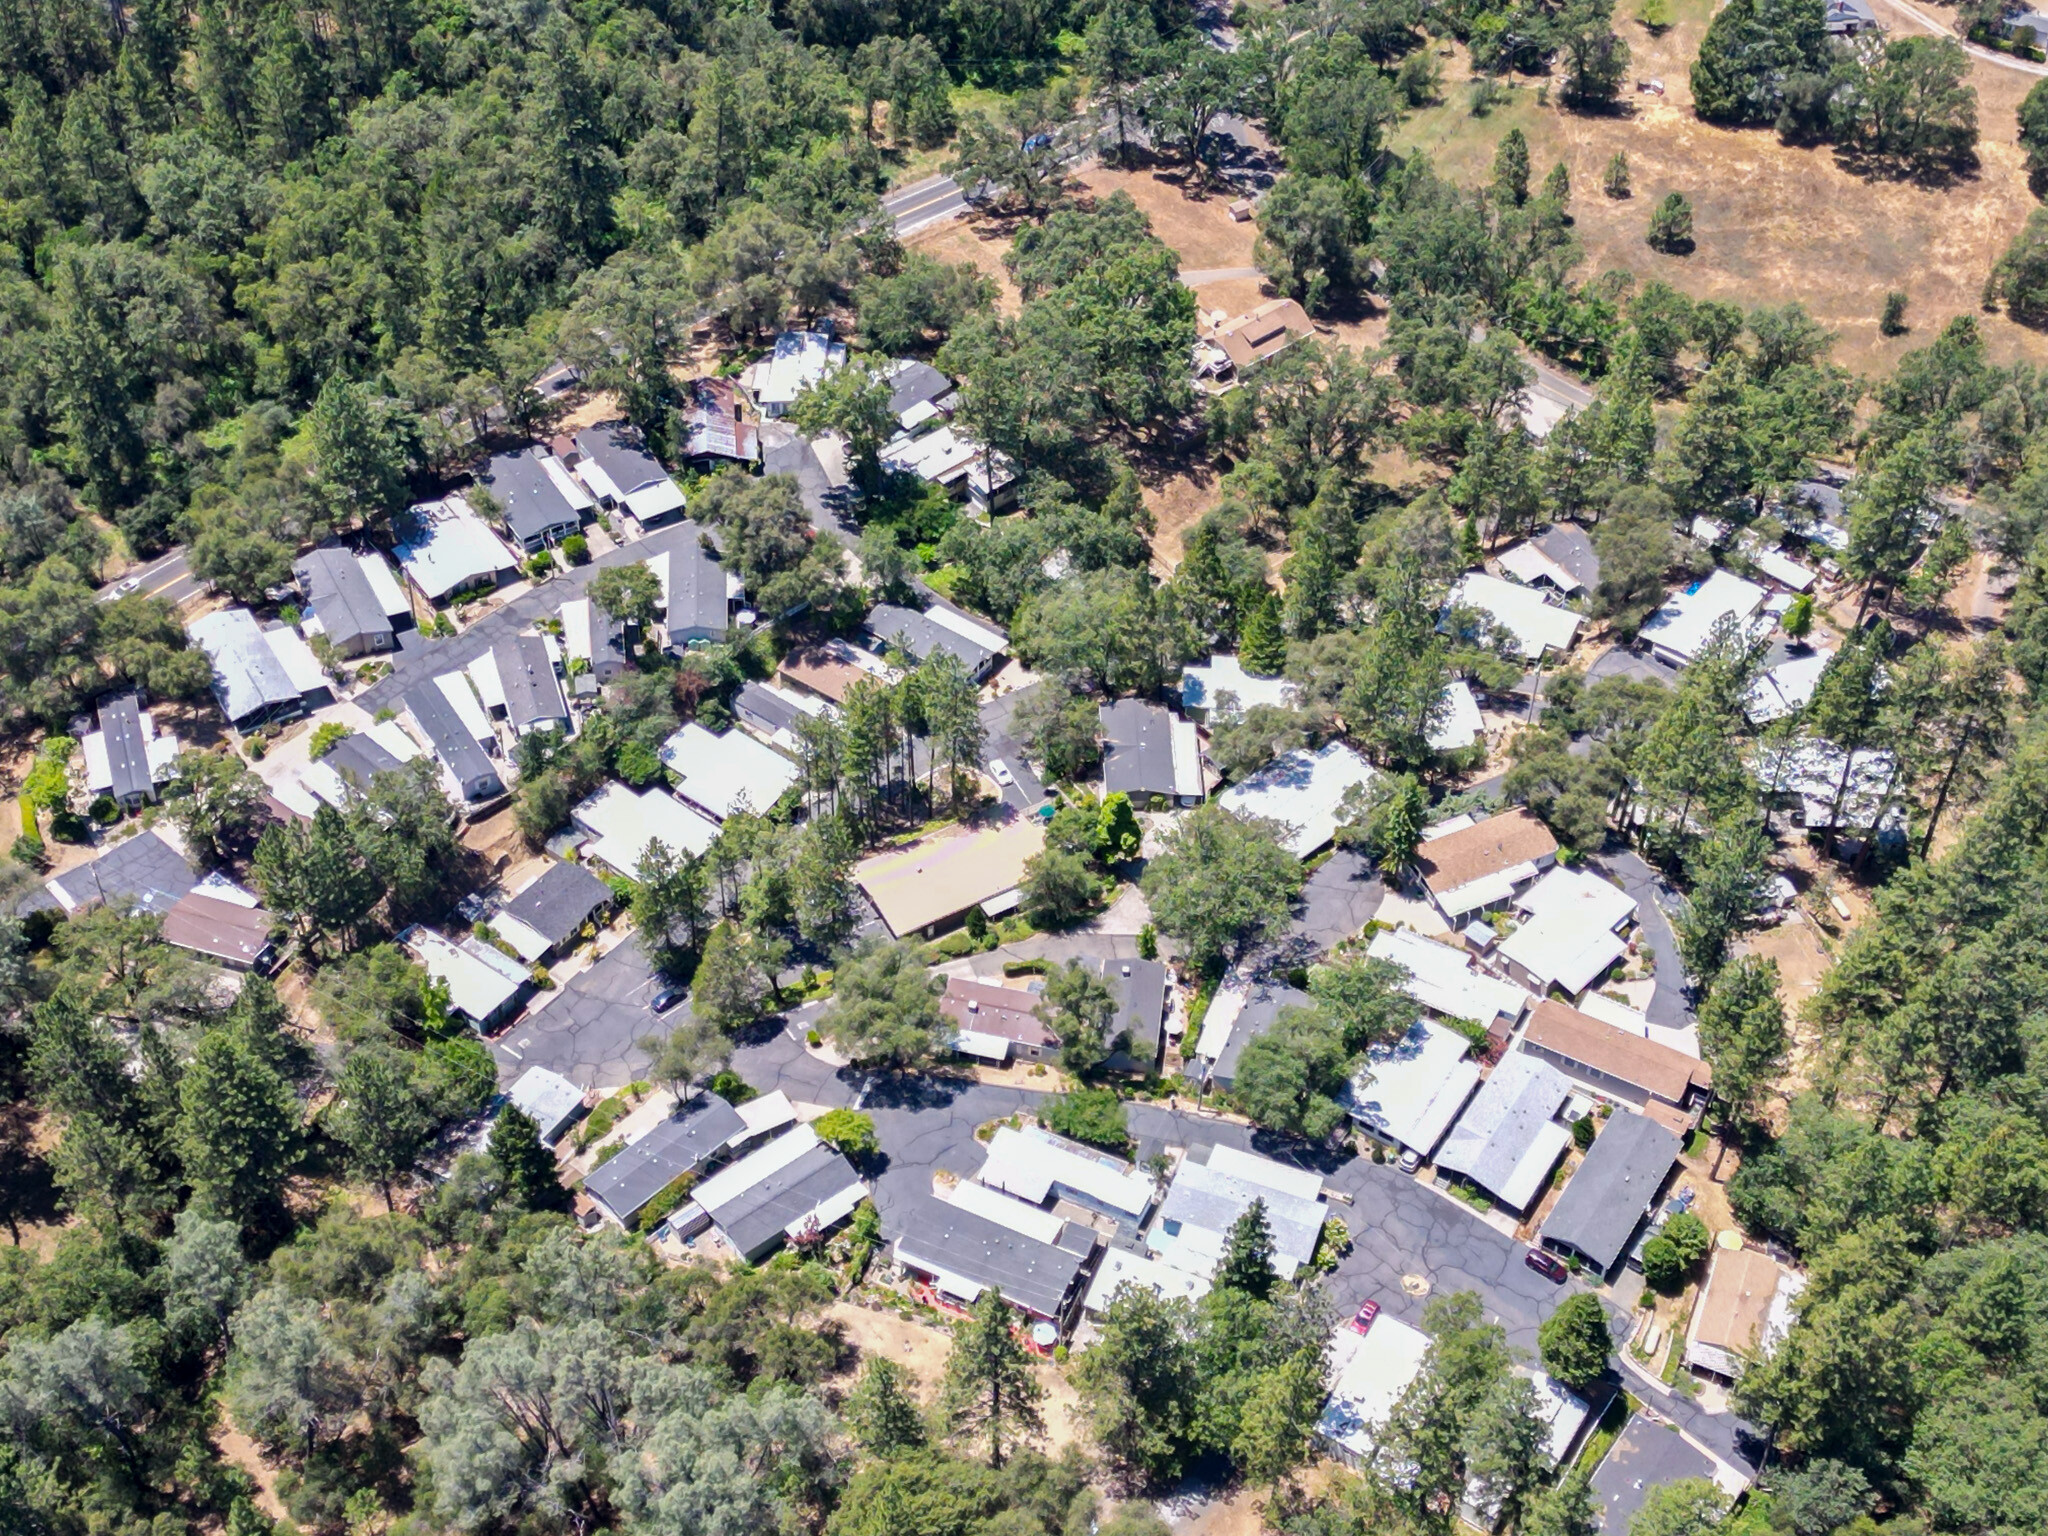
[942,1289,1045,1468]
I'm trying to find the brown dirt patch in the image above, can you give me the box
[1189,275,1270,322]
[1396,2,2048,378]
[214,1410,297,1527]
[553,391,626,433]
[1071,165,1259,272]
[1144,468,1226,573]
[905,220,1023,317]
[461,803,531,876]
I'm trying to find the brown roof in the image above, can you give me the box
[1691,1246,1787,1356]
[162,893,278,968]
[938,977,1058,1049]
[779,647,868,704]
[1213,299,1314,371]
[1415,809,1559,899]
[1523,998,1712,1105]
[1639,1097,1696,1136]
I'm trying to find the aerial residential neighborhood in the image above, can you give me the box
[0,0,2042,1535]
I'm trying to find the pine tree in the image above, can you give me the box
[942,1288,1045,1468]
[489,1106,569,1211]
[1217,1199,1277,1300]
[178,1028,300,1231]
[1493,127,1531,206]
[1238,589,1288,674]
[1696,956,1787,1126]
[1603,150,1632,198]
[846,1357,928,1456]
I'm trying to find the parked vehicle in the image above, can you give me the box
[1525,1248,1568,1283]
[988,759,1015,787]
[1349,1300,1381,1335]
[1398,1147,1423,1175]
[650,986,686,1014]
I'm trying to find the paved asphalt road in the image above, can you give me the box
[885,175,974,237]
[1597,849,1697,1028]
[99,546,204,607]
[978,682,1051,812]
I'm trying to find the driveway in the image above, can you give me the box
[1592,849,1696,1027]
[1288,850,1385,956]
[979,682,1050,811]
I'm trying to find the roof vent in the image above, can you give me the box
[968,1000,980,1014]
[1121,964,1132,977]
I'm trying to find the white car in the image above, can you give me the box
[988,759,1015,788]
[114,577,141,595]
[1397,1147,1423,1175]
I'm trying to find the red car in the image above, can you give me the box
[1525,1248,1568,1283]
[1348,1300,1381,1335]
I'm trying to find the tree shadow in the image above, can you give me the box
[1829,143,1982,193]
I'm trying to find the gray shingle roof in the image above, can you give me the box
[322,732,403,791]
[404,685,502,801]
[1539,1109,1681,1272]
[702,1140,863,1260]
[498,861,614,950]
[583,1095,747,1223]
[493,635,568,731]
[1086,954,1168,1065]
[1099,699,1179,798]
[1534,523,1600,592]
[890,1191,1088,1321]
[1210,980,1310,1087]
[573,421,668,498]
[887,361,952,416]
[294,548,393,651]
[666,527,730,640]
[736,680,807,737]
[865,602,998,674]
[46,831,197,916]
[480,447,583,546]
[98,693,152,804]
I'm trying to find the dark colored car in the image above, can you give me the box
[1525,1248,1568,1283]
[650,986,686,1014]
[1348,1300,1381,1335]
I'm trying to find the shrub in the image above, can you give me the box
[10,831,45,868]
[1646,192,1695,254]
[526,552,554,581]
[1663,1209,1711,1267]
[88,795,120,825]
[635,1170,699,1232]
[308,721,351,758]
[561,534,590,565]
[1039,1087,1130,1153]
[708,1069,756,1105]
[1880,290,1909,336]
[806,1029,823,1047]
[48,811,89,843]
[1572,1114,1597,1149]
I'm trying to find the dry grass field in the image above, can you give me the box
[1394,0,2048,376]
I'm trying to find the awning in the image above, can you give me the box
[953,1030,1011,1062]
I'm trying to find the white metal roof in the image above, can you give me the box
[1149,1151,1326,1279]
[1748,545,1815,593]
[1181,654,1298,714]
[977,1125,1154,1220]
[542,454,596,513]
[1345,1017,1482,1156]
[395,496,520,600]
[187,608,306,722]
[922,603,1008,654]
[508,1066,585,1142]
[1368,927,1530,1028]
[1449,572,1584,660]
[466,650,506,711]
[357,552,410,617]
[1169,716,1205,799]
[1216,741,1377,858]
[758,331,845,407]
[1206,1144,1326,1204]
[1318,1317,1433,1462]
[571,782,720,875]
[404,926,527,1024]
[732,1090,798,1141]
[1747,652,1831,723]
[1641,569,1769,665]
[1497,540,1583,594]
[1082,1246,1211,1315]
[432,672,495,744]
[945,1178,1068,1245]
[1498,867,1637,996]
[625,478,686,521]
[1428,679,1484,751]
[658,722,801,821]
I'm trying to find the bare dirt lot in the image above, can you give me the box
[1069,165,1261,273]
[904,219,1024,316]
[1394,0,2048,378]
